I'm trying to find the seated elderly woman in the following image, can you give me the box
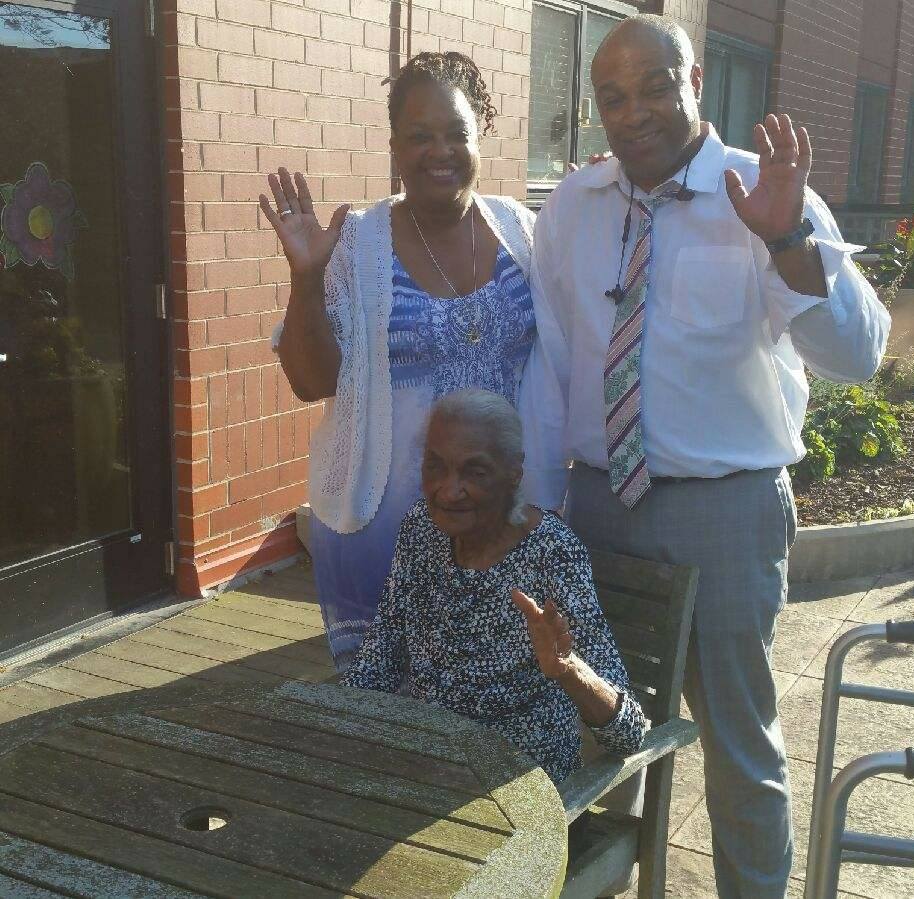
[342,389,646,783]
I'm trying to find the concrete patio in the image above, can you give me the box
[1,561,912,897]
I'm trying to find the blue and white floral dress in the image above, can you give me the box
[309,244,536,667]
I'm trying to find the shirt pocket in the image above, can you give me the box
[670,245,750,329]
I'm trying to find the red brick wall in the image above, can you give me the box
[160,0,533,595]
[661,0,708,63]
[768,0,865,205]
[708,0,777,48]
[710,0,913,208]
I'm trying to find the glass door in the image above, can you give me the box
[0,0,171,655]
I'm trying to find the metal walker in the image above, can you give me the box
[804,619,914,898]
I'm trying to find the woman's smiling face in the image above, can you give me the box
[421,414,520,540]
[390,80,481,206]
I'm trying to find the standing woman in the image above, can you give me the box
[262,52,537,670]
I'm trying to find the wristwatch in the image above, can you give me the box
[765,218,815,254]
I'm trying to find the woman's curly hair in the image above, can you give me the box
[388,51,498,135]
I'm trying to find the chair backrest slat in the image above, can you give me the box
[589,587,669,630]
[630,686,657,721]
[619,650,662,690]
[601,620,664,660]
[589,547,698,724]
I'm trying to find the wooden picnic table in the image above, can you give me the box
[0,681,568,898]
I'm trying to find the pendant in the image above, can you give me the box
[467,326,481,344]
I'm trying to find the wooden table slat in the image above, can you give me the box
[219,692,472,766]
[0,793,341,899]
[156,702,483,793]
[37,725,504,864]
[0,831,206,898]
[452,732,568,898]
[277,682,483,739]
[0,744,481,898]
[80,712,513,833]
[0,873,65,898]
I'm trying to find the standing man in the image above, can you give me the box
[521,14,890,899]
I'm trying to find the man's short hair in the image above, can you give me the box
[599,14,696,72]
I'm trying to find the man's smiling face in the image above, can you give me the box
[591,26,703,192]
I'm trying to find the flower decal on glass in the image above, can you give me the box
[0,162,87,280]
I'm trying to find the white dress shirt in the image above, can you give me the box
[520,125,891,510]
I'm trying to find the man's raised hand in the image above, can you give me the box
[724,113,810,244]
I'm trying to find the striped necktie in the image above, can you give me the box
[604,189,678,509]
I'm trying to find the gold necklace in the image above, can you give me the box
[407,202,482,343]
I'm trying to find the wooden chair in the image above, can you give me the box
[559,548,700,899]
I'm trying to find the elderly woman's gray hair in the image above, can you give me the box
[426,388,527,526]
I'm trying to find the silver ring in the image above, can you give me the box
[279,208,294,218]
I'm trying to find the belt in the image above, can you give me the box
[651,470,747,484]
[575,461,749,484]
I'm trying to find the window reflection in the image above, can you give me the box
[0,5,131,567]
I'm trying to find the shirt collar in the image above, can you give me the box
[580,122,727,197]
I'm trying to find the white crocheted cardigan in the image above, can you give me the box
[280,193,536,534]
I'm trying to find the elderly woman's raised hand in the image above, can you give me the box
[259,167,350,281]
[511,589,575,680]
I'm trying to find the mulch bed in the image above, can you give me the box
[793,403,914,525]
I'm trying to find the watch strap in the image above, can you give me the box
[765,217,815,254]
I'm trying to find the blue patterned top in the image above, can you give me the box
[388,244,535,401]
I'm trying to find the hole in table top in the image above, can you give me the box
[181,806,231,831]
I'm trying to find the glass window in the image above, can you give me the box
[848,82,889,204]
[702,45,726,135]
[528,3,578,184]
[702,35,769,151]
[527,2,624,192]
[576,10,620,163]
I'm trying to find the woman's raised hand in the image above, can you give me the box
[511,588,575,680]
[259,167,350,280]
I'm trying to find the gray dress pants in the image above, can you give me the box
[567,463,797,899]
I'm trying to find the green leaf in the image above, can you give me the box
[0,233,21,268]
[0,183,14,204]
[859,434,880,457]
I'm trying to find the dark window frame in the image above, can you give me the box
[702,32,771,151]
[848,80,890,206]
[902,97,914,205]
[527,0,636,203]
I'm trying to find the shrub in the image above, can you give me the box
[792,382,906,484]
[868,217,914,292]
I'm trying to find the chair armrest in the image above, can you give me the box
[559,716,699,823]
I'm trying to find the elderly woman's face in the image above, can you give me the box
[421,415,520,540]
[390,81,481,206]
